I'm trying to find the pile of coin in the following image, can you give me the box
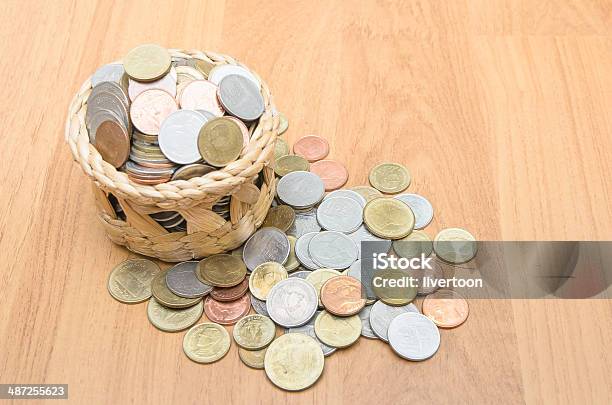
[87,44,265,185]
[107,118,476,391]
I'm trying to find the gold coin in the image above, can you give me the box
[284,236,300,272]
[171,163,215,181]
[248,262,288,300]
[372,267,417,306]
[123,44,171,82]
[194,58,215,77]
[198,118,243,167]
[368,162,411,193]
[264,333,324,391]
[274,155,310,177]
[313,310,361,348]
[107,258,161,303]
[183,322,230,364]
[151,269,202,308]
[238,346,268,369]
[433,228,477,264]
[350,185,383,202]
[232,314,276,350]
[198,254,246,287]
[277,113,289,135]
[261,205,295,232]
[274,137,290,160]
[147,298,203,332]
[392,230,433,259]
[363,197,415,239]
[305,269,341,307]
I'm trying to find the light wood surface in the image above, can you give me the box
[1,1,611,404]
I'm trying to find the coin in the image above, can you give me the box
[368,300,420,342]
[233,314,276,350]
[198,117,244,167]
[309,160,348,191]
[347,225,392,256]
[94,119,130,168]
[171,163,216,180]
[373,266,418,306]
[128,67,177,101]
[295,232,321,270]
[358,306,377,339]
[157,110,208,164]
[176,65,205,83]
[266,278,318,328]
[408,259,444,295]
[218,74,264,121]
[363,197,415,239]
[250,294,269,316]
[293,135,329,162]
[286,311,336,356]
[320,275,365,316]
[392,230,433,259]
[350,186,383,202]
[286,209,321,238]
[277,112,289,135]
[274,154,310,177]
[344,260,375,305]
[239,346,268,369]
[198,254,247,287]
[388,313,440,361]
[274,137,290,160]
[210,276,249,301]
[91,63,126,88]
[394,193,434,229]
[308,231,358,269]
[305,268,342,307]
[179,80,224,116]
[166,261,213,298]
[124,44,171,82]
[289,270,311,279]
[422,289,469,328]
[208,64,260,87]
[369,163,411,193]
[313,311,361,348]
[130,89,178,135]
[249,262,288,300]
[316,197,363,233]
[203,294,251,325]
[107,258,161,304]
[261,205,295,232]
[323,189,366,207]
[277,171,325,209]
[433,228,477,264]
[283,236,300,272]
[147,298,203,332]
[242,227,290,272]
[151,269,202,308]
[183,322,230,363]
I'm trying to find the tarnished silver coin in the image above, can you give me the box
[289,270,311,279]
[266,278,318,328]
[308,231,358,269]
[208,64,260,87]
[91,63,126,88]
[394,194,434,229]
[277,171,325,209]
[323,189,366,207]
[158,110,208,164]
[218,74,264,121]
[369,300,420,342]
[316,197,363,233]
[250,294,269,317]
[388,313,440,361]
[294,232,320,270]
[359,305,377,339]
[286,311,336,356]
[242,227,290,272]
[165,261,213,298]
[286,209,321,238]
[347,225,392,256]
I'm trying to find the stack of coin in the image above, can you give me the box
[150,211,187,232]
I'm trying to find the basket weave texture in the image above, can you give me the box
[65,49,278,262]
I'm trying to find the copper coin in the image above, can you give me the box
[179,80,224,116]
[422,289,469,328]
[293,135,330,162]
[130,89,178,135]
[210,277,249,302]
[309,160,349,191]
[203,294,251,325]
[320,275,366,316]
[94,120,130,168]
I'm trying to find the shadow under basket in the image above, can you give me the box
[66,48,279,262]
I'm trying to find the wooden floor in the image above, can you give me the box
[1,1,611,403]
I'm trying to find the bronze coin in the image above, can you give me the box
[293,135,330,162]
[261,205,295,232]
[203,294,251,325]
[309,160,349,191]
[210,277,249,302]
[94,120,130,168]
[320,275,366,316]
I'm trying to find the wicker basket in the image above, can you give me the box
[65,48,278,262]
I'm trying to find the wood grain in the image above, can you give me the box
[0,0,611,403]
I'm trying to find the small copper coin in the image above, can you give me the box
[203,294,251,325]
[210,277,249,302]
[293,135,330,162]
[94,120,130,168]
[179,80,224,116]
[309,160,349,191]
[130,89,178,135]
[422,289,469,328]
[320,275,366,316]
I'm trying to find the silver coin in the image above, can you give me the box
[316,197,363,233]
[294,232,320,270]
[347,225,392,256]
[286,311,336,356]
[394,194,434,229]
[218,74,264,121]
[158,110,208,164]
[128,67,177,101]
[308,231,358,269]
[369,300,420,342]
[359,306,377,339]
[125,161,175,177]
[250,294,269,316]
[208,64,260,87]
[323,189,366,207]
[286,209,321,238]
[277,171,325,209]
[86,89,129,133]
[91,63,126,88]
[87,109,124,143]
[91,80,130,107]
[196,110,217,120]
[406,259,444,295]
[150,211,180,221]
[242,227,290,272]
[165,261,212,298]
[388,313,440,361]
[289,270,311,279]
[266,278,318,328]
